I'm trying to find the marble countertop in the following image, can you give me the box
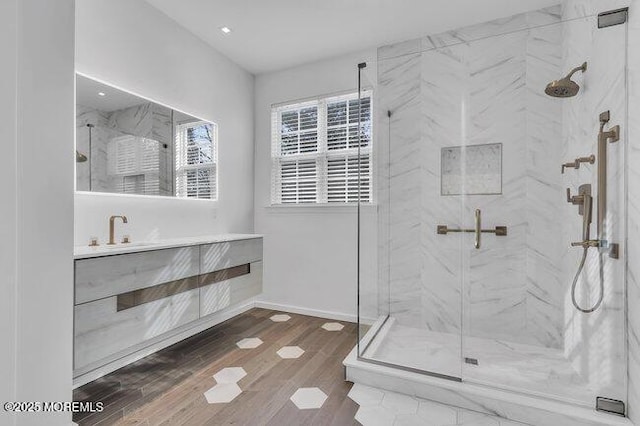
[74,233,263,260]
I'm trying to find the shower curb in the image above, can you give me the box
[344,346,632,426]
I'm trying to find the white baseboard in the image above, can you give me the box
[254,300,360,323]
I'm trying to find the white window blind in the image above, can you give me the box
[175,121,218,200]
[271,91,372,204]
[107,135,160,195]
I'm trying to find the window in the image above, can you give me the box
[271,91,372,204]
[175,120,218,200]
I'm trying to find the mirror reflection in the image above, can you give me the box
[75,74,217,199]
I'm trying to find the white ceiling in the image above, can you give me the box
[145,0,561,74]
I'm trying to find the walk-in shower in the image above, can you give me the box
[355,4,629,420]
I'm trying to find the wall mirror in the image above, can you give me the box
[75,74,218,199]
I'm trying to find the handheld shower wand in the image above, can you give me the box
[567,185,603,313]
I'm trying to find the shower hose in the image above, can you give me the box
[571,247,604,313]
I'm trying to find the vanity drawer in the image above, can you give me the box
[75,246,200,305]
[200,261,263,317]
[200,238,263,274]
[74,288,199,371]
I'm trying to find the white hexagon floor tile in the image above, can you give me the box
[277,346,305,359]
[290,387,328,409]
[270,314,291,322]
[348,384,384,407]
[204,382,242,404]
[213,367,247,384]
[321,322,344,331]
[236,337,263,349]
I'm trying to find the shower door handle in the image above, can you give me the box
[474,209,481,249]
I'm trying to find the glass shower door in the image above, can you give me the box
[357,52,464,380]
[459,12,628,408]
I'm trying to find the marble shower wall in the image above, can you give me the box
[523,9,566,350]
[377,6,566,349]
[76,102,173,195]
[76,105,120,192]
[107,103,173,195]
[378,51,423,327]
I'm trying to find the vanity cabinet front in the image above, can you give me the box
[75,246,200,304]
[73,237,263,376]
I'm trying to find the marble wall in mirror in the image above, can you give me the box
[76,74,218,199]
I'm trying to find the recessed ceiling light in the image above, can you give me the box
[220,26,232,34]
[98,92,106,97]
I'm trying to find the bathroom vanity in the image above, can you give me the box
[73,234,262,382]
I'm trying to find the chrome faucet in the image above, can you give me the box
[108,215,128,245]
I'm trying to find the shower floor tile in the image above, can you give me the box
[362,319,593,404]
[363,319,462,378]
[349,383,528,425]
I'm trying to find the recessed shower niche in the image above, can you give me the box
[441,143,502,196]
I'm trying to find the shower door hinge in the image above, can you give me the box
[598,8,628,28]
[596,397,625,416]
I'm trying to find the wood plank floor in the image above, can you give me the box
[73,308,361,425]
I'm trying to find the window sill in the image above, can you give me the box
[264,203,377,214]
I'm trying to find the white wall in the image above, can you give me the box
[74,0,255,245]
[0,0,75,425]
[254,50,377,321]
[0,0,18,423]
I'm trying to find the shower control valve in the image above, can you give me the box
[567,184,592,218]
[566,188,585,205]
[561,162,577,174]
[561,155,595,174]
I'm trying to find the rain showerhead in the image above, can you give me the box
[545,62,587,98]
[76,150,88,163]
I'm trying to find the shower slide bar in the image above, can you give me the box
[437,209,507,249]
